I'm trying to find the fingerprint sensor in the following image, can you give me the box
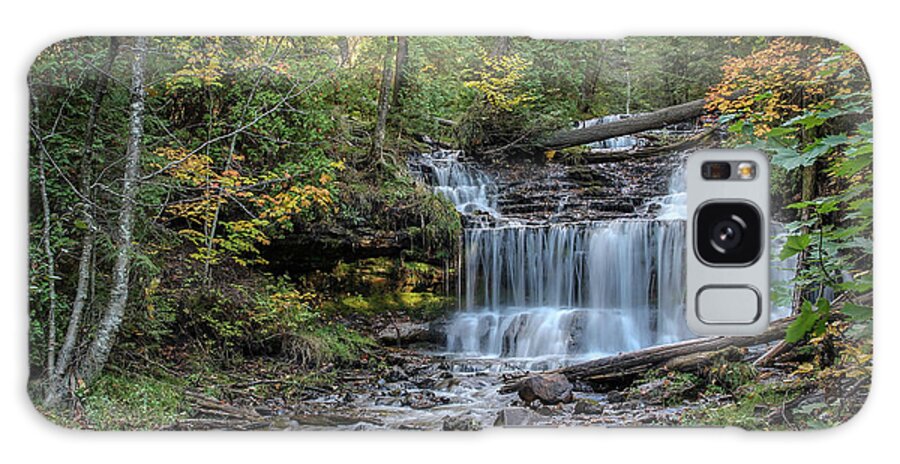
[696,286,761,324]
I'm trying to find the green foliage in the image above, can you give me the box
[293,324,375,367]
[684,381,807,430]
[712,40,872,344]
[78,372,185,430]
[786,298,831,343]
[705,360,758,394]
[840,303,872,322]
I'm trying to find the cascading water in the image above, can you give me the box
[445,219,689,358]
[415,149,793,363]
[414,150,498,217]
[576,114,645,151]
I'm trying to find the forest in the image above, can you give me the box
[28,36,871,430]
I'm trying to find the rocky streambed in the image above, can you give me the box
[171,345,746,430]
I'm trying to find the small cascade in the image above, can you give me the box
[644,163,687,220]
[414,149,498,217]
[575,114,646,151]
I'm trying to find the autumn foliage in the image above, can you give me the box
[707,38,868,135]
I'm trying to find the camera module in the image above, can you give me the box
[695,202,762,265]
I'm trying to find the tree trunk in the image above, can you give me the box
[391,36,408,111]
[370,36,396,165]
[45,37,119,406]
[77,37,146,387]
[490,36,512,58]
[337,37,351,68]
[540,98,706,150]
[30,92,58,378]
[790,158,818,314]
[38,148,57,375]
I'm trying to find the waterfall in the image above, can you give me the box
[414,149,792,361]
[415,149,498,217]
[575,114,645,151]
[446,220,689,357]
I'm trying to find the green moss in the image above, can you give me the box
[704,361,758,393]
[325,291,453,320]
[307,324,376,365]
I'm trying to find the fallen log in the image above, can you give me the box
[753,339,793,367]
[541,98,706,150]
[568,125,719,165]
[554,316,796,388]
[663,345,744,373]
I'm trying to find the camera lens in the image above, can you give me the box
[710,218,743,251]
[695,202,762,265]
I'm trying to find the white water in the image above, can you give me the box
[575,114,645,151]
[417,151,794,362]
[447,219,690,358]
[417,150,498,217]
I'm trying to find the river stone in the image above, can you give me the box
[442,414,483,431]
[606,390,626,403]
[574,399,605,415]
[494,407,538,427]
[514,373,574,405]
[401,390,442,409]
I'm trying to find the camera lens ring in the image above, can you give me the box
[693,201,763,266]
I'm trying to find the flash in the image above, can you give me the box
[737,162,756,180]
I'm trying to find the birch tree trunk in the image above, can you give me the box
[77,37,146,387]
[44,37,119,406]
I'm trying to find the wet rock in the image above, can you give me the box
[254,406,275,416]
[400,390,447,409]
[442,414,483,431]
[606,390,626,403]
[494,407,538,427]
[385,366,409,382]
[375,321,434,346]
[512,373,574,405]
[434,377,461,390]
[574,399,605,415]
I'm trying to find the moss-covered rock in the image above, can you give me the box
[324,291,454,321]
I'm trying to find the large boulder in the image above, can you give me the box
[513,373,574,405]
